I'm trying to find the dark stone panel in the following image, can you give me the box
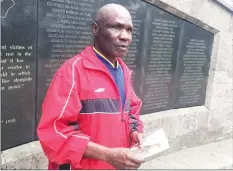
[1,0,37,150]
[173,21,214,108]
[1,0,216,152]
[140,4,182,114]
[101,0,147,97]
[37,0,101,126]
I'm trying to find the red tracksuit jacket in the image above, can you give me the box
[37,46,144,170]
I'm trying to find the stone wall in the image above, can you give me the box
[1,0,232,169]
[142,0,233,143]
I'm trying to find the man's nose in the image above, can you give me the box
[119,29,131,41]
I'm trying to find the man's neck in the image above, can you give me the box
[93,45,117,66]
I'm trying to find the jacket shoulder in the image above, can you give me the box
[55,55,84,80]
[63,55,83,68]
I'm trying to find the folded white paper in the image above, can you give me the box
[130,128,170,162]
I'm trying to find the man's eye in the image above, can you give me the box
[127,28,133,33]
[113,25,121,30]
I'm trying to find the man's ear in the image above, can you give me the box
[92,22,99,36]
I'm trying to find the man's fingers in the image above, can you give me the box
[125,166,140,170]
[137,133,143,148]
[127,152,145,164]
[138,133,143,141]
[125,159,141,169]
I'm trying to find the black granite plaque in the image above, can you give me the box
[1,0,37,150]
[173,21,213,108]
[140,4,182,114]
[37,0,101,125]
[1,0,216,152]
[101,0,147,97]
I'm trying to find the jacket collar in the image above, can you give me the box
[93,47,119,68]
[81,46,132,77]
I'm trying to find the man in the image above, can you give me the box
[37,3,144,170]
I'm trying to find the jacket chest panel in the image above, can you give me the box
[78,70,119,100]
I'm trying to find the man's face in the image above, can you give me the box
[95,11,133,58]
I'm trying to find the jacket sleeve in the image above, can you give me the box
[37,62,89,169]
[128,86,144,134]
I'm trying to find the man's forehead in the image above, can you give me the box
[104,8,132,26]
[107,15,133,27]
[96,3,132,24]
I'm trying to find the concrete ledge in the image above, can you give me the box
[140,106,210,145]
[140,106,232,154]
[1,137,232,170]
[1,141,47,169]
[2,106,232,169]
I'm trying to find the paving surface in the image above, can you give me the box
[140,138,233,169]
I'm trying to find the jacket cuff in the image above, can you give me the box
[68,135,90,168]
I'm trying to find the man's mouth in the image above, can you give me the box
[118,45,128,50]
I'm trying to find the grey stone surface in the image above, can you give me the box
[171,0,193,14]
[1,152,7,169]
[178,111,190,135]
[160,115,171,139]
[28,141,47,169]
[225,78,233,103]
[1,141,46,170]
[168,113,181,140]
[207,33,220,74]
[191,0,232,32]
[206,83,228,98]
[213,71,229,84]
[215,32,233,75]
[2,143,32,169]
[208,109,224,131]
[143,0,218,33]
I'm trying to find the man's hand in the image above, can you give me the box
[131,131,143,148]
[83,141,144,169]
[105,147,144,170]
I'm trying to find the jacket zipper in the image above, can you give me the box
[122,71,131,115]
[88,68,124,121]
[123,71,131,147]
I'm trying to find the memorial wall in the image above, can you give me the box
[1,0,213,150]
[1,0,37,150]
